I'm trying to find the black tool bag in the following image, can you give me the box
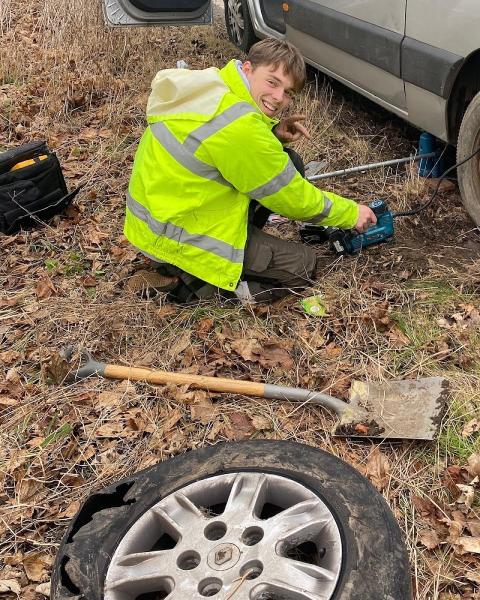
[0,140,81,235]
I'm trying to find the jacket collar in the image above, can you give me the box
[220,60,278,127]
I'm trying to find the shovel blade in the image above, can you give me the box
[334,377,449,440]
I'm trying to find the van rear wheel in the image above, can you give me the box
[457,90,480,226]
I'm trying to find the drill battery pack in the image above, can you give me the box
[0,140,80,235]
[300,199,394,255]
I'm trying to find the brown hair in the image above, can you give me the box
[246,38,306,92]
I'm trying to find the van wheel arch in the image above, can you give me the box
[447,49,480,144]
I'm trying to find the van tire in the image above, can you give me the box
[457,90,480,226]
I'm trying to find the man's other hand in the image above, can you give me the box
[274,114,311,144]
[355,205,377,232]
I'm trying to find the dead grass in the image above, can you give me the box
[1,0,480,598]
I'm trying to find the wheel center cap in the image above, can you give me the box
[207,543,241,571]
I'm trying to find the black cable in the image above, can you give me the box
[392,145,480,217]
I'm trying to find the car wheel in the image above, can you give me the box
[224,0,257,53]
[51,440,411,600]
[457,90,480,226]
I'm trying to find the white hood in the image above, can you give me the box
[147,67,228,119]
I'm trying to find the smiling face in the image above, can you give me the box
[241,61,295,118]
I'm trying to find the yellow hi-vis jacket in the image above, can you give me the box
[124,60,359,291]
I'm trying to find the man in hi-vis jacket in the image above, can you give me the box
[125,38,376,302]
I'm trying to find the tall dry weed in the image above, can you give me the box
[0,0,12,34]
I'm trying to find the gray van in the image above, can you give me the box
[103,0,480,226]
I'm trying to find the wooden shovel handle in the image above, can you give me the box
[103,364,266,397]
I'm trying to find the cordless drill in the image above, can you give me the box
[300,199,394,255]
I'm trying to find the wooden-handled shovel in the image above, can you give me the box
[63,347,448,440]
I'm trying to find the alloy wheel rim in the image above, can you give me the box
[105,472,343,599]
[227,0,245,46]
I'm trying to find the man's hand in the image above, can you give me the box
[273,114,311,144]
[355,204,377,232]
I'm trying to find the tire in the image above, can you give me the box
[51,440,411,600]
[457,90,480,226]
[224,0,258,53]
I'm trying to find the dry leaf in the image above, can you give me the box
[156,304,178,318]
[61,474,87,487]
[162,408,183,433]
[96,422,127,438]
[386,326,410,347]
[96,390,123,408]
[35,275,57,299]
[467,453,480,477]
[190,402,217,424]
[324,343,342,358]
[4,553,23,566]
[444,517,464,542]
[364,301,391,331]
[451,536,480,555]
[135,351,158,367]
[437,317,452,329]
[228,412,254,440]
[0,350,21,365]
[231,338,294,369]
[46,352,70,384]
[18,479,44,503]
[35,581,51,597]
[59,501,81,518]
[467,520,480,537]
[0,396,19,407]
[81,275,97,287]
[258,341,294,370]
[231,338,263,361]
[418,529,441,550]
[127,416,149,432]
[26,436,45,448]
[464,570,480,585]
[23,553,50,582]
[207,420,224,441]
[0,579,21,594]
[252,415,271,431]
[442,467,463,500]
[168,330,191,359]
[462,418,480,437]
[195,317,214,334]
[81,445,96,461]
[455,483,475,508]
[365,447,390,490]
[6,368,21,383]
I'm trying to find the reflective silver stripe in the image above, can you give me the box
[246,159,297,199]
[308,194,333,223]
[183,103,255,153]
[150,122,232,188]
[126,192,244,264]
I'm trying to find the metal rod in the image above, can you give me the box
[307,152,436,182]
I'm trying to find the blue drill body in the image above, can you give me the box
[329,199,394,255]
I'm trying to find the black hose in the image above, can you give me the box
[392,146,480,218]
